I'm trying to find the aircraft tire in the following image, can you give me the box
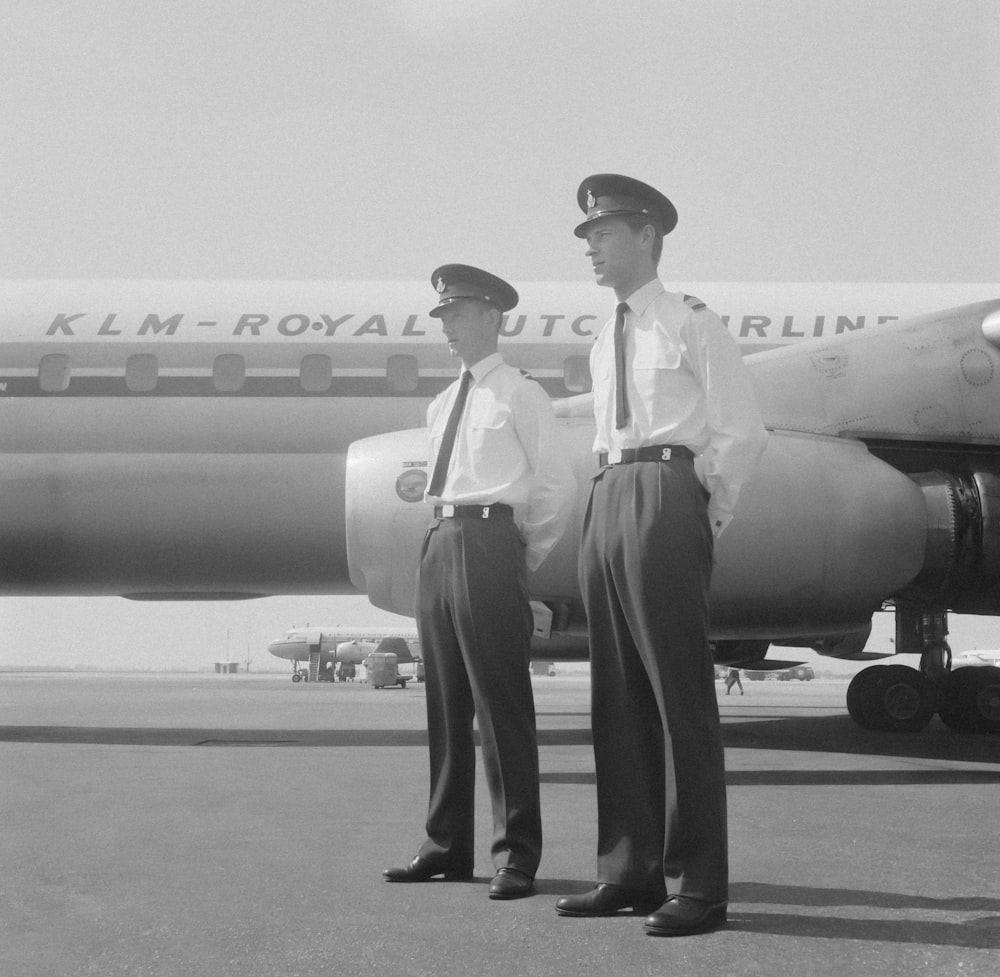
[937,666,1000,733]
[291,673,302,683]
[846,666,884,729]
[846,665,935,732]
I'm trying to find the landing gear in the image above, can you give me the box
[845,603,999,733]
[919,639,951,679]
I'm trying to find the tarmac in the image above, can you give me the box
[2,671,998,977]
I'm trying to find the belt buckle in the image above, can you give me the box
[441,504,455,517]
[660,447,672,461]
[607,447,623,464]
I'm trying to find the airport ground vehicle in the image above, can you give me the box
[745,665,815,682]
[367,651,412,689]
[778,665,815,681]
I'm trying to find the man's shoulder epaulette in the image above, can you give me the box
[683,294,707,312]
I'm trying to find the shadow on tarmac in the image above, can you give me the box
[497,878,1000,950]
[728,882,1000,949]
[720,714,1000,764]
[733,881,999,913]
[532,879,1000,949]
[727,910,1000,949]
[3,712,996,763]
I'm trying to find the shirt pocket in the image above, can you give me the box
[467,399,515,463]
[467,400,511,436]
[632,329,683,371]
[632,332,684,403]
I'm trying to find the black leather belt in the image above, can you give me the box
[598,444,695,466]
[434,503,513,519]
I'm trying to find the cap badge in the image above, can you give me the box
[435,276,447,293]
[586,190,596,209]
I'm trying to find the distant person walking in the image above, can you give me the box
[725,669,743,695]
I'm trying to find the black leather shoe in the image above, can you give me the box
[555,883,664,917]
[644,896,728,936]
[488,867,534,900]
[382,856,473,883]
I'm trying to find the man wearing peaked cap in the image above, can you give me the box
[573,173,679,239]
[555,176,768,935]
[429,263,519,318]
[383,263,575,901]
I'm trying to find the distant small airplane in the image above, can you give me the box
[267,625,420,683]
[953,650,1000,667]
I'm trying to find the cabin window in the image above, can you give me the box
[126,354,158,392]
[563,355,592,393]
[213,354,245,392]
[300,354,332,392]
[387,354,419,393]
[39,354,71,392]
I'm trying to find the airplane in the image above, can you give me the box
[266,598,558,682]
[267,625,420,683]
[953,649,1000,667]
[2,279,999,734]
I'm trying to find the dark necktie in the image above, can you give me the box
[614,302,630,429]
[427,370,472,497]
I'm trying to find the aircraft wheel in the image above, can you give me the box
[937,666,1000,733]
[846,665,934,732]
[291,673,302,683]
[846,666,884,729]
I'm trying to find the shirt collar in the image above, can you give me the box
[622,278,665,317]
[467,351,504,383]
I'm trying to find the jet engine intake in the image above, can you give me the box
[904,467,1000,613]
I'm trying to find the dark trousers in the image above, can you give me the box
[580,459,727,903]
[415,513,541,875]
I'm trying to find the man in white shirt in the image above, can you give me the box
[554,176,767,935]
[383,264,575,900]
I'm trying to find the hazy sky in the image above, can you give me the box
[1,1,998,669]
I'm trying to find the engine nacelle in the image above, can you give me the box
[346,424,928,639]
[336,640,376,665]
[904,467,1000,613]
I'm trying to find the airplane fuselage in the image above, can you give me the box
[1,280,997,600]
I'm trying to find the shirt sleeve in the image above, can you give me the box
[551,392,594,417]
[510,378,577,571]
[684,308,768,537]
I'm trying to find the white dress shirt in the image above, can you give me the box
[590,279,767,536]
[425,352,575,571]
